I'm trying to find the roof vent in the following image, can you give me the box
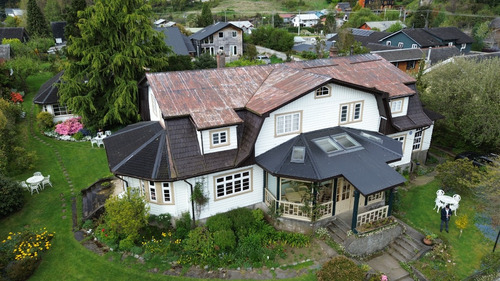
[291,146,306,163]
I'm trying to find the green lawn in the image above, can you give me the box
[396,180,494,279]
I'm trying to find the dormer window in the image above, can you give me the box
[210,128,229,148]
[390,98,403,113]
[398,42,404,48]
[315,86,331,98]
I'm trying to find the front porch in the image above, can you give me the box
[264,176,394,232]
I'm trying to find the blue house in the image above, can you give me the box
[379,27,473,53]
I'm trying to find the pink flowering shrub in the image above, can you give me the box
[55,117,83,135]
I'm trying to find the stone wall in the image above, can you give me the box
[344,223,404,257]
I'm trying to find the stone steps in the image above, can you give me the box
[326,218,350,245]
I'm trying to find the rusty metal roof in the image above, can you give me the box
[146,54,416,129]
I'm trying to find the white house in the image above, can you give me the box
[103,54,440,232]
[292,14,320,27]
[33,71,77,123]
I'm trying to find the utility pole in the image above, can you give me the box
[298,10,301,35]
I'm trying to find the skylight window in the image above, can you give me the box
[360,132,383,143]
[332,134,361,149]
[314,137,341,154]
[291,146,305,163]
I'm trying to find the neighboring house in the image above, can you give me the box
[335,2,351,13]
[154,19,176,28]
[379,27,474,53]
[50,21,66,45]
[422,46,460,68]
[228,21,254,34]
[359,21,406,32]
[292,14,320,27]
[104,54,440,232]
[0,45,10,62]
[189,22,243,62]
[372,48,424,73]
[292,40,333,55]
[155,27,195,57]
[358,0,394,8]
[0,27,30,43]
[327,28,390,50]
[279,14,294,25]
[33,71,76,123]
[5,8,24,18]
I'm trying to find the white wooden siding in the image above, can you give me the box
[42,104,76,123]
[255,83,380,156]
[201,125,238,154]
[148,89,162,122]
[149,181,191,217]
[421,123,434,151]
[388,131,412,167]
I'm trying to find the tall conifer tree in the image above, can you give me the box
[64,0,87,43]
[27,0,51,38]
[58,0,170,129]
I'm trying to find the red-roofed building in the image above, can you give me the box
[103,54,440,239]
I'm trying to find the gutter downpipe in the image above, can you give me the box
[115,175,129,197]
[184,180,196,226]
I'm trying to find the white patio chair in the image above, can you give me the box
[96,138,105,148]
[453,194,461,203]
[97,131,104,138]
[450,203,459,216]
[42,175,52,188]
[436,189,445,196]
[434,198,445,213]
[19,181,29,191]
[91,138,98,147]
[29,183,40,195]
[34,172,42,177]
[105,130,112,137]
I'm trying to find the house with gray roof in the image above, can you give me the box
[103,54,440,234]
[189,22,243,62]
[0,27,29,43]
[372,48,424,73]
[155,27,195,56]
[379,27,474,53]
[33,71,77,123]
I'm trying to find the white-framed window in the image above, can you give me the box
[339,101,363,124]
[406,60,416,70]
[53,104,70,116]
[448,42,453,46]
[411,44,418,48]
[390,98,403,113]
[149,181,157,202]
[275,111,302,136]
[393,135,406,153]
[461,43,466,49]
[230,45,237,56]
[315,86,331,98]
[413,128,424,151]
[386,41,391,46]
[398,42,404,48]
[214,169,252,200]
[162,182,172,203]
[210,128,230,148]
[219,32,224,38]
[232,31,237,37]
[368,192,383,202]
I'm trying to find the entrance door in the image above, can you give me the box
[335,178,353,214]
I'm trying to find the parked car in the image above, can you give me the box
[256,55,271,64]
[454,152,498,167]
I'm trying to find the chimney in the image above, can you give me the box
[426,46,432,62]
[216,50,225,68]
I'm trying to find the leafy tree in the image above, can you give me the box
[44,0,63,22]
[5,56,41,90]
[193,52,217,69]
[64,0,87,43]
[431,10,446,28]
[4,16,21,27]
[250,26,294,52]
[386,21,404,33]
[104,192,149,241]
[314,37,326,58]
[197,2,213,27]
[58,0,170,129]
[226,59,265,67]
[421,57,500,150]
[471,21,490,51]
[409,5,433,28]
[335,28,369,56]
[323,13,336,34]
[165,55,192,71]
[345,8,380,28]
[273,13,284,28]
[0,174,25,218]
[243,43,257,60]
[435,159,482,195]
[26,0,51,38]
[476,163,500,226]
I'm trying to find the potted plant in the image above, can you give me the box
[423,232,437,245]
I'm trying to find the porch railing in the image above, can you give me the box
[265,189,333,222]
[357,205,389,227]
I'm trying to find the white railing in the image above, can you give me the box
[357,205,389,227]
[265,189,276,207]
[317,201,334,220]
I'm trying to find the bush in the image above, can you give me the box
[0,175,25,218]
[73,131,84,140]
[54,117,84,135]
[213,230,236,252]
[5,257,42,281]
[95,224,119,245]
[317,256,364,281]
[175,212,192,240]
[226,208,255,238]
[36,111,53,130]
[104,192,149,241]
[119,236,135,251]
[182,226,215,265]
[206,213,232,232]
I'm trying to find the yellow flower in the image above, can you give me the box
[7,236,11,240]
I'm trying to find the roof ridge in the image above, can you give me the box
[150,131,166,179]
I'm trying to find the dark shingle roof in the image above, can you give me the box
[155,27,195,56]
[189,22,241,41]
[391,94,433,131]
[425,27,473,44]
[50,21,66,43]
[372,48,424,62]
[33,71,64,105]
[0,27,29,42]
[397,29,442,47]
[256,126,405,196]
[423,46,460,65]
